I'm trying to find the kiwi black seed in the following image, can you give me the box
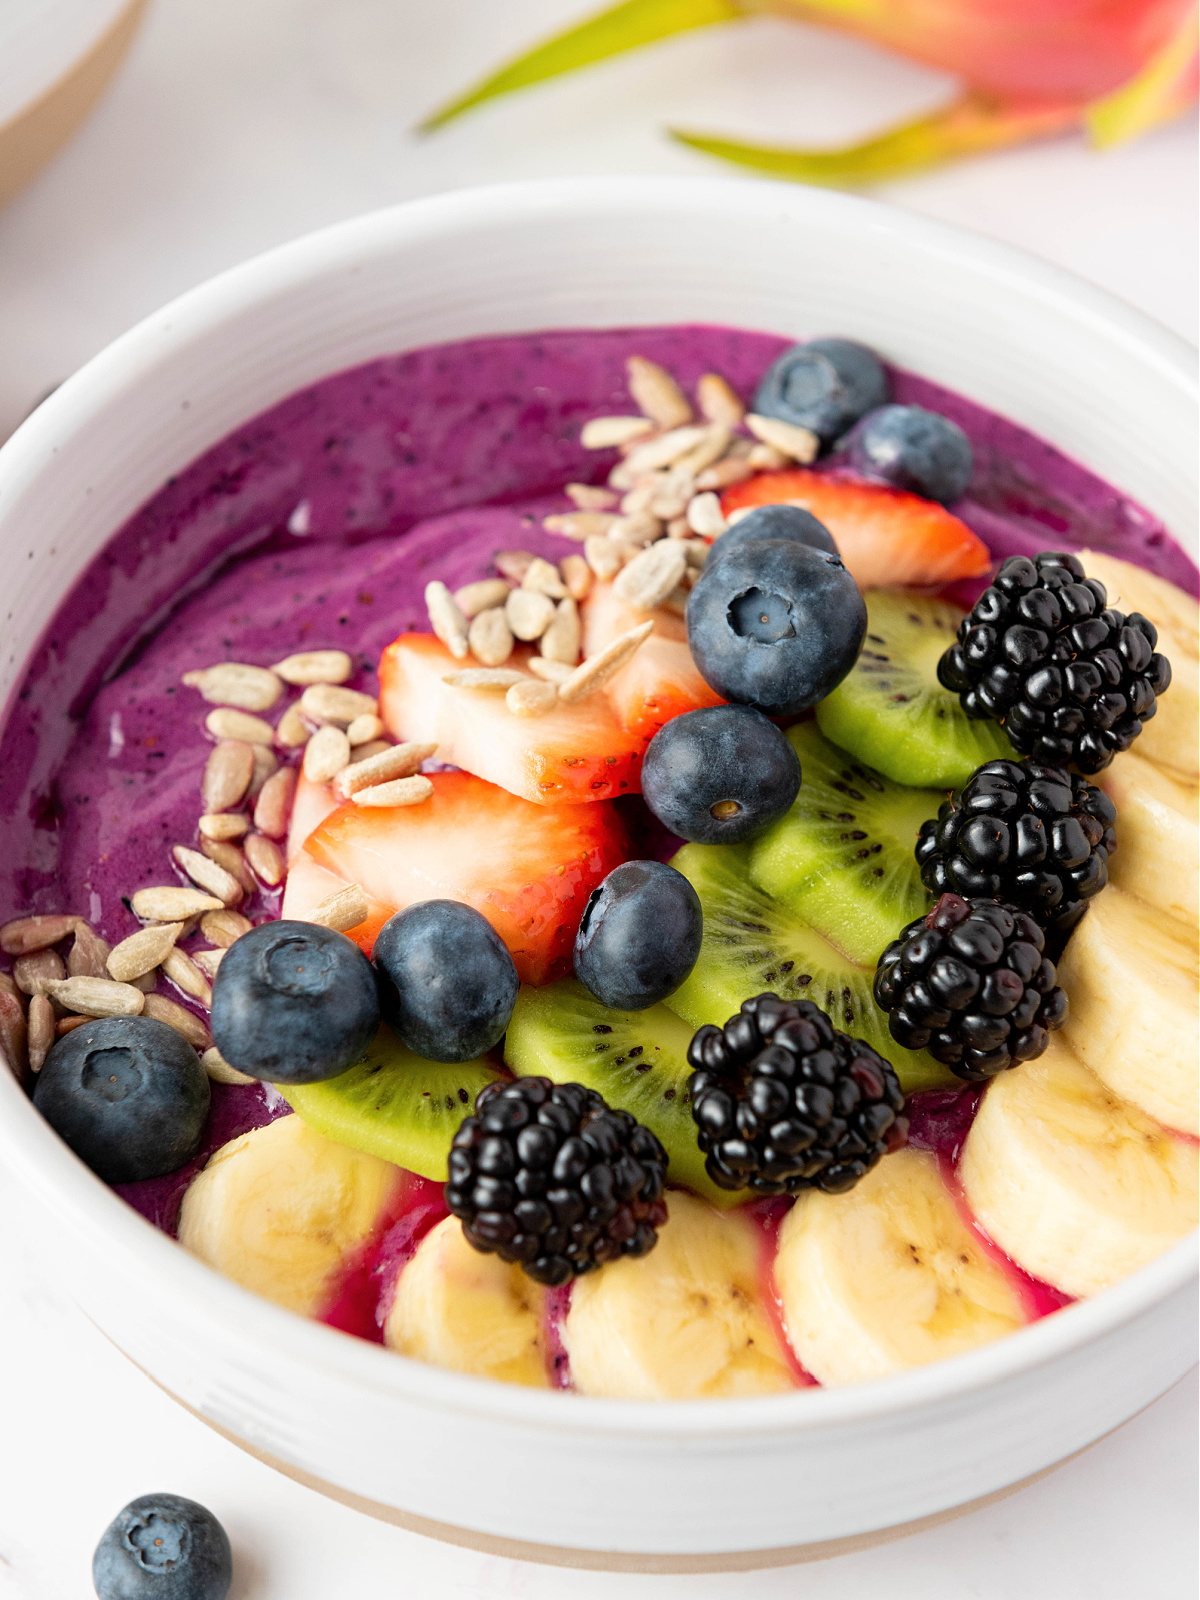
[667,841,955,1094]
[816,590,1016,788]
[282,1024,502,1180]
[748,721,940,966]
[503,978,735,1206]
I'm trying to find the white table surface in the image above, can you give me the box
[0,3,1196,1595]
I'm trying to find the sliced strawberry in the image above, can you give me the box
[721,469,990,590]
[378,633,643,805]
[298,769,628,984]
[286,772,342,864]
[580,582,724,741]
[279,852,393,955]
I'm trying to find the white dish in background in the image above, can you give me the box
[0,177,1195,1567]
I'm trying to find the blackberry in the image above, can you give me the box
[936,550,1171,774]
[915,758,1118,932]
[874,893,1068,1082]
[686,996,907,1197]
[444,1077,668,1286]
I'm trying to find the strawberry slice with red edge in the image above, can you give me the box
[579,582,724,742]
[721,469,990,590]
[288,768,628,985]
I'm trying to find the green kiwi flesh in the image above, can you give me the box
[668,842,956,1094]
[748,722,939,967]
[504,979,737,1208]
[816,590,1016,788]
[282,1025,501,1180]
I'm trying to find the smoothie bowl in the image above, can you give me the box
[0,179,1196,1566]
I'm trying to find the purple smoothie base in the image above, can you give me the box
[2,323,1194,1374]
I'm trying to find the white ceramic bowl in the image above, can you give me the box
[0,178,1195,1570]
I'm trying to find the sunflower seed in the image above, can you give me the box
[14,950,66,995]
[695,456,755,491]
[332,741,438,799]
[663,586,690,617]
[351,775,435,808]
[558,620,654,705]
[505,589,555,641]
[506,679,558,717]
[527,657,574,684]
[200,839,257,897]
[687,491,727,537]
[346,713,385,746]
[247,744,278,799]
[522,557,568,599]
[243,833,284,887]
[55,1016,89,1038]
[583,534,624,581]
[205,708,275,746]
[131,886,224,921]
[0,990,29,1080]
[540,597,581,665]
[181,662,283,712]
[607,459,636,491]
[253,765,298,838]
[425,581,469,660]
[697,373,745,426]
[271,649,354,686]
[198,813,250,841]
[45,976,145,1018]
[674,425,732,480]
[560,554,593,602]
[493,549,534,584]
[745,413,819,464]
[454,579,512,618]
[580,415,654,450]
[613,540,688,612]
[303,723,352,784]
[747,443,789,471]
[201,1045,256,1085]
[543,511,618,543]
[468,606,514,667]
[163,947,213,1007]
[200,909,253,948]
[648,480,694,522]
[0,972,18,1002]
[299,683,378,726]
[143,993,213,1049]
[27,995,55,1073]
[1,914,83,956]
[681,538,711,568]
[607,511,661,549]
[619,480,660,515]
[309,883,369,933]
[627,357,693,429]
[623,426,709,479]
[442,668,526,693]
[349,739,391,762]
[68,924,111,978]
[665,517,690,540]
[565,484,619,510]
[173,846,244,908]
[107,923,184,983]
[275,704,311,748]
[727,505,755,527]
[192,948,225,979]
[201,741,254,813]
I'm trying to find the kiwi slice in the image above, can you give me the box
[504,979,737,1208]
[282,1025,502,1181]
[748,721,939,967]
[667,841,955,1094]
[816,590,1016,788]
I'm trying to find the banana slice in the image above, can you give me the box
[1057,885,1198,1135]
[1077,548,1198,784]
[562,1190,794,1399]
[1101,749,1199,931]
[178,1113,400,1315]
[384,1215,548,1387]
[774,1147,1025,1385]
[959,1036,1199,1299]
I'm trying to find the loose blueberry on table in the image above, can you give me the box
[2,331,1196,1401]
[92,1494,232,1600]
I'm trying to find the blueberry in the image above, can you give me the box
[754,338,889,447]
[574,861,702,1011]
[642,705,802,844]
[210,921,380,1084]
[846,404,973,504]
[93,1493,232,1600]
[709,504,837,564]
[686,539,867,716]
[33,1017,209,1184]
[374,900,519,1062]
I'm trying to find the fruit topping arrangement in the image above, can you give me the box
[3,335,1197,1402]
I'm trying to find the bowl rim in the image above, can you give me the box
[0,175,1196,1440]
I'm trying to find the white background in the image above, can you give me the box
[0,2,1196,1595]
